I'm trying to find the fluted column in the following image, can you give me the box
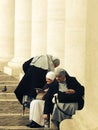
[0,0,14,61]
[86,0,98,113]
[31,0,47,56]
[4,0,32,77]
[8,0,32,67]
[64,0,86,83]
[47,0,65,66]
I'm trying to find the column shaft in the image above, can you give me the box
[31,0,47,56]
[65,0,86,83]
[0,0,14,60]
[8,0,32,67]
[47,0,65,65]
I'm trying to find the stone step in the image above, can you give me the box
[0,100,29,114]
[0,81,18,84]
[0,126,34,130]
[0,72,19,93]
[0,115,57,130]
[0,93,16,99]
[0,84,18,93]
[0,82,18,85]
[0,83,18,86]
[0,71,57,130]
[0,71,20,93]
[0,75,18,81]
[0,126,57,130]
[0,71,8,75]
[0,115,29,126]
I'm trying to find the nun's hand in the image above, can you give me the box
[65,89,75,94]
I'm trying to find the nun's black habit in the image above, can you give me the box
[14,55,60,104]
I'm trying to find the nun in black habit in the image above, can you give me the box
[14,54,60,105]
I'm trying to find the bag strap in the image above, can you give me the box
[54,96,72,116]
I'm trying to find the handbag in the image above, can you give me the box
[35,88,47,100]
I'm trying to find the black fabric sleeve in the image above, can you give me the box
[58,91,78,103]
[22,58,33,73]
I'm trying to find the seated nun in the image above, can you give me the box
[43,67,85,129]
[26,71,56,128]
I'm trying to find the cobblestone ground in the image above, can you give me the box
[0,71,57,130]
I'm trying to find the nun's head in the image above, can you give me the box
[46,71,56,84]
[52,57,60,68]
[55,67,69,83]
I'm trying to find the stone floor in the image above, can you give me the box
[0,71,57,130]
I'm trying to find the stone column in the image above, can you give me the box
[64,0,86,83]
[4,0,32,77]
[0,0,14,61]
[47,0,65,66]
[8,0,32,67]
[86,0,98,113]
[31,0,47,56]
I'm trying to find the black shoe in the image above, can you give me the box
[26,121,44,128]
[30,123,44,128]
[26,121,34,127]
[26,123,31,127]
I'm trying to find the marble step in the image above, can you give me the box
[0,115,29,126]
[0,126,57,130]
[0,71,8,75]
[0,93,17,99]
[0,114,57,130]
[0,71,19,90]
[0,81,18,85]
[0,72,18,82]
[0,72,57,130]
[0,86,17,93]
[0,81,18,88]
[0,100,29,114]
[0,85,18,93]
[0,73,19,93]
[0,75,18,81]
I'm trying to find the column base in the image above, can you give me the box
[3,57,26,79]
[0,58,12,71]
[4,66,22,80]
